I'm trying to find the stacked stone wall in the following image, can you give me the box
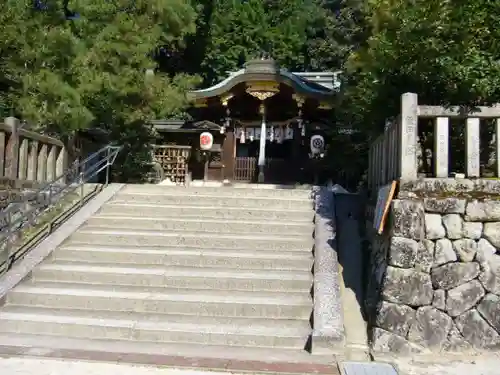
[366,179,500,355]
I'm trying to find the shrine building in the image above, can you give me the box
[151,58,341,185]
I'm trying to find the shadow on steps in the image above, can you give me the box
[333,193,369,354]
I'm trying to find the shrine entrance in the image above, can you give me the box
[152,58,340,185]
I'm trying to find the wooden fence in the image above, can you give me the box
[234,157,256,182]
[1,117,67,184]
[368,93,500,191]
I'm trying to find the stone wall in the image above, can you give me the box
[366,179,500,355]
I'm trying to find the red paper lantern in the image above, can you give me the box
[200,132,213,150]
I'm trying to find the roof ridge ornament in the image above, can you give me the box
[244,56,279,74]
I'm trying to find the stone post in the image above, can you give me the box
[18,138,29,180]
[27,141,38,181]
[466,118,480,177]
[4,117,20,180]
[399,93,418,180]
[0,130,5,177]
[47,145,58,182]
[37,144,48,182]
[56,146,68,179]
[496,119,500,177]
[434,117,449,178]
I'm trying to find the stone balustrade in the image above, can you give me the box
[368,93,500,192]
[0,117,67,185]
[366,95,500,356]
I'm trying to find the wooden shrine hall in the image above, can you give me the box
[152,58,340,185]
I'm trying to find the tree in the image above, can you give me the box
[305,0,369,71]
[0,0,198,181]
[343,0,500,133]
[191,0,329,85]
[335,0,500,180]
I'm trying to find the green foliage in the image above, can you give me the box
[195,0,332,84]
[305,0,369,71]
[343,0,500,135]
[0,0,198,181]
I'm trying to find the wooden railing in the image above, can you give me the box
[1,117,67,184]
[234,157,256,182]
[368,93,500,191]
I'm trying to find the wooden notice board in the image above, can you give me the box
[373,181,397,234]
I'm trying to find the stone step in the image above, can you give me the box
[0,333,334,365]
[120,184,313,199]
[7,283,313,319]
[32,262,313,292]
[84,215,312,236]
[98,202,313,222]
[0,307,310,349]
[110,192,312,210]
[53,245,314,271]
[67,229,313,252]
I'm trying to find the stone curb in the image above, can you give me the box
[0,183,125,300]
[311,186,345,354]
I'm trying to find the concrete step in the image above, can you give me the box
[53,245,314,271]
[98,202,313,222]
[110,193,312,210]
[83,215,312,236]
[0,333,335,365]
[120,184,313,199]
[7,283,313,319]
[67,229,313,252]
[0,307,310,349]
[32,262,313,292]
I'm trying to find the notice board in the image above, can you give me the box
[373,181,397,234]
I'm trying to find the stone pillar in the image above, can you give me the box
[465,118,480,178]
[18,138,29,180]
[27,141,38,181]
[37,144,48,182]
[0,131,5,177]
[4,116,20,180]
[47,145,58,181]
[400,93,418,180]
[56,146,68,179]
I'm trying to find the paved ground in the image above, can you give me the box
[0,357,245,375]
[2,356,500,375]
[334,193,370,361]
[394,357,500,375]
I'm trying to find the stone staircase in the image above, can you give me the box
[0,184,334,365]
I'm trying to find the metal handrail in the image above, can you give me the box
[0,144,122,272]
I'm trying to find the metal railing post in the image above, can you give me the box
[105,147,111,186]
[5,210,13,270]
[79,172,84,207]
[0,144,122,277]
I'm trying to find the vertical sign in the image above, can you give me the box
[373,181,397,235]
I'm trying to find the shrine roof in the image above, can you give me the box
[188,59,341,101]
[151,119,222,132]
